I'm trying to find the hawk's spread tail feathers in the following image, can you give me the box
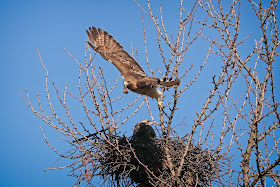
[158,78,180,88]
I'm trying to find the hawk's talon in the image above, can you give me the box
[157,100,163,110]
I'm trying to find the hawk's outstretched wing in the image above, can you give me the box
[86,27,147,80]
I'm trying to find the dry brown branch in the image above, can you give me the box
[19,0,279,186]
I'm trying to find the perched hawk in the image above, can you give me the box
[130,119,163,182]
[132,119,156,142]
[86,27,180,99]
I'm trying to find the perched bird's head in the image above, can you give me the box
[139,119,153,126]
[133,119,156,140]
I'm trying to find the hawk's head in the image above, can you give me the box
[137,119,153,126]
[133,119,156,141]
[123,80,163,99]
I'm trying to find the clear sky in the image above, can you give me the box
[0,1,183,186]
[0,0,278,186]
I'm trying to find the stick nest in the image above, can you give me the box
[82,133,221,186]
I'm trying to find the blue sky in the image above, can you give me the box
[0,1,183,186]
[0,0,278,186]
[0,1,144,186]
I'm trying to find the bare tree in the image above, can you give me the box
[19,0,279,186]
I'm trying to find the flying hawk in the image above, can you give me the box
[86,27,180,99]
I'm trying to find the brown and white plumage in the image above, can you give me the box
[86,27,180,99]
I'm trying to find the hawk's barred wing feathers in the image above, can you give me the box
[86,27,180,99]
[86,27,146,79]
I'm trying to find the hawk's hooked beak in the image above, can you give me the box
[123,81,129,94]
[123,80,129,87]
[146,120,153,126]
